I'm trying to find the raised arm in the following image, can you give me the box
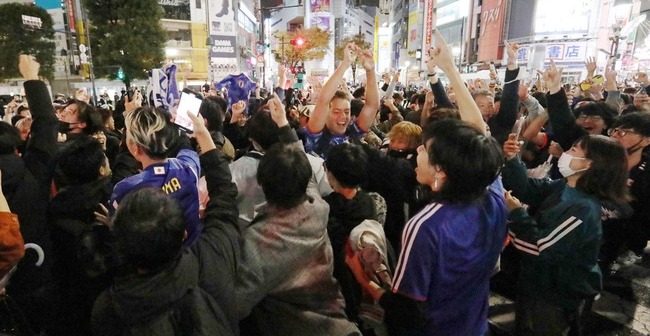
[429,29,487,133]
[543,60,587,150]
[427,62,454,109]
[19,55,58,184]
[488,41,521,145]
[604,65,621,113]
[356,49,380,131]
[308,43,357,133]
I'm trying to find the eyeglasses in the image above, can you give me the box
[577,115,603,122]
[608,128,639,137]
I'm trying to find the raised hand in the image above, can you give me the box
[605,61,618,91]
[540,60,563,94]
[585,57,597,75]
[358,49,375,71]
[428,29,455,71]
[503,133,523,160]
[268,94,288,127]
[124,90,142,114]
[230,100,246,124]
[391,70,400,83]
[504,41,520,64]
[19,55,40,80]
[343,43,359,66]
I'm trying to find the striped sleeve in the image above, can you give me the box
[508,206,593,263]
[391,203,443,301]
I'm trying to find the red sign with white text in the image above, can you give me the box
[66,0,76,32]
[477,0,506,62]
[424,0,435,50]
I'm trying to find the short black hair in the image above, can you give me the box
[113,187,185,271]
[257,144,311,209]
[0,122,21,155]
[417,94,426,106]
[325,143,368,188]
[66,99,103,135]
[246,110,279,151]
[97,107,113,126]
[574,101,617,128]
[612,112,650,137]
[350,99,364,118]
[423,118,503,203]
[54,136,106,187]
[353,87,365,99]
[199,96,225,132]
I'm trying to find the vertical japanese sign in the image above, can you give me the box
[422,0,435,52]
[66,0,76,32]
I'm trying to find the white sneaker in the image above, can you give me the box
[616,250,643,266]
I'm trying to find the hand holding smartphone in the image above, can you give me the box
[174,90,203,132]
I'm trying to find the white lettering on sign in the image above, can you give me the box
[158,0,180,5]
[480,0,501,37]
[22,15,43,29]
[212,46,235,53]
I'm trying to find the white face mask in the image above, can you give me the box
[557,152,588,177]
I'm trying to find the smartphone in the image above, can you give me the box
[513,116,526,142]
[13,95,22,103]
[174,90,203,132]
[489,63,496,74]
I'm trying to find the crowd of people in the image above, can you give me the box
[0,27,648,336]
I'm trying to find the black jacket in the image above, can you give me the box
[46,177,113,336]
[3,80,58,330]
[324,191,376,326]
[92,149,241,335]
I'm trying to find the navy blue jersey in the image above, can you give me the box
[392,178,508,335]
[110,149,202,246]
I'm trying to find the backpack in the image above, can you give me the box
[116,286,229,336]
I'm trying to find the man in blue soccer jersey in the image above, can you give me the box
[110,107,202,246]
[303,44,379,158]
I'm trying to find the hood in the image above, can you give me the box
[0,154,26,198]
[49,176,113,222]
[324,191,375,232]
[109,253,198,324]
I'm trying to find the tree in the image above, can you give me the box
[272,27,331,70]
[0,3,55,81]
[335,34,372,85]
[83,0,167,87]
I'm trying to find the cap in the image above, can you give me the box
[299,104,315,118]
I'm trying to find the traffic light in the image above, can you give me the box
[117,67,125,80]
[290,37,305,47]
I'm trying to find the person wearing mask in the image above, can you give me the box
[502,61,631,335]
[346,29,507,336]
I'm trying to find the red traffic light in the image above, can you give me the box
[290,37,305,46]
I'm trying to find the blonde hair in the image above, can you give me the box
[388,121,422,149]
[125,107,175,159]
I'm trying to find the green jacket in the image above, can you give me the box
[503,158,602,310]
